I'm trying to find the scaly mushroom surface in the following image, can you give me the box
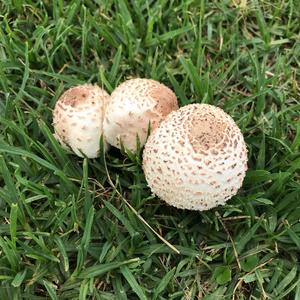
[53,84,110,158]
[143,104,248,210]
[103,78,178,151]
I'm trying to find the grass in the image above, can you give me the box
[0,0,300,299]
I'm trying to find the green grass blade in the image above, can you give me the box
[0,155,18,204]
[54,236,69,273]
[43,280,58,300]
[79,279,89,300]
[75,205,95,274]
[109,45,123,84]
[78,258,140,279]
[120,265,147,300]
[0,237,19,271]
[9,203,18,249]
[153,267,175,299]
[275,266,297,295]
[104,200,136,237]
[11,269,27,288]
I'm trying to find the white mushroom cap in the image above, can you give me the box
[52,84,110,158]
[103,78,178,151]
[143,104,248,211]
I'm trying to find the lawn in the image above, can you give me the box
[0,0,300,299]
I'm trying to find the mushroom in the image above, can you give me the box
[103,78,178,151]
[142,104,248,211]
[52,84,110,158]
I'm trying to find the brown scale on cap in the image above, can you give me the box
[143,103,248,211]
[58,85,97,107]
[151,86,178,116]
[103,78,178,151]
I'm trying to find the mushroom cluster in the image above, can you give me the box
[52,78,247,211]
[53,79,178,156]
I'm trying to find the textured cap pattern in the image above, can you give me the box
[103,78,178,151]
[143,104,248,211]
[53,84,110,158]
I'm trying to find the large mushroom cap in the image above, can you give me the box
[52,84,110,158]
[143,104,248,211]
[103,78,178,151]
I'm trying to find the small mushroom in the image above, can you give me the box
[52,84,110,158]
[103,78,178,151]
[142,104,248,211]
